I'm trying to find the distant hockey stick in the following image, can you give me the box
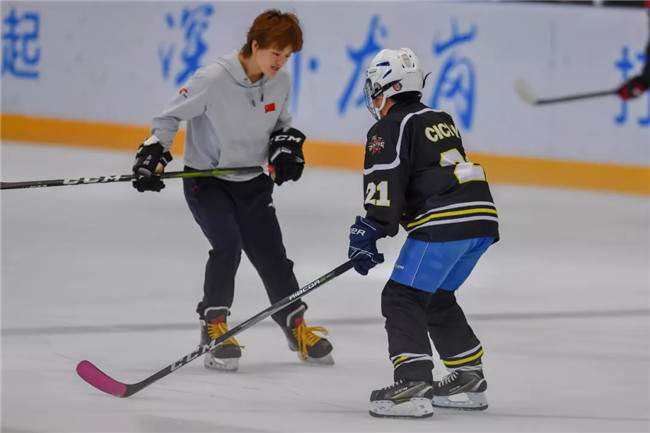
[76,260,353,398]
[514,79,617,105]
[0,165,272,190]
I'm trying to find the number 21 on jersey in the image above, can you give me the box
[365,181,390,207]
[364,150,486,206]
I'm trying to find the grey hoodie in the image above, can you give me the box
[150,50,292,181]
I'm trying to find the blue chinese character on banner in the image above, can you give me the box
[614,45,649,128]
[2,7,40,79]
[338,15,388,115]
[290,50,319,114]
[430,19,477,130]
[159,4,214,86]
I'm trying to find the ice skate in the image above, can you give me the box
[201,307,244,372]
[432,365,488,410]
[281,306,334,365]
[369,380,434,418]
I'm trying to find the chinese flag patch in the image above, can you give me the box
[264,103,276,113]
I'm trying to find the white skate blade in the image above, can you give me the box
[432,392,488,411]
[296,352,335,366]
[369,397,434,418]
[204,354,239,372]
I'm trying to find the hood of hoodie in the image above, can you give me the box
[215,50,269,106]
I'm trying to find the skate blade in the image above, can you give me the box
[432,392,488,411]
[297,352,335,366]
[204,355,239,372]
[369,398,434,419]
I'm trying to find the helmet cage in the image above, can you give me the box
[364,78,399,121]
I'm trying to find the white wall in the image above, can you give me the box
[2,1,649,165]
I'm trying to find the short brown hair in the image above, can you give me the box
[240,9,303,57]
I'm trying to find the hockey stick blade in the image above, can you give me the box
[76,260,353,398]
[513,79,538,105]
[514,79,616,105]
[77,361,128,397]
[0,165,268,190]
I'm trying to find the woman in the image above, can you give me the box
[131,9,333,371]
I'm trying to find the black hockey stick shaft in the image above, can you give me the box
[513,79,617,105]
[535,89,616,105]
[0,165,269,190]
[76,260,353,398]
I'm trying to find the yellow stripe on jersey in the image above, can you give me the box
[407,208,498,229]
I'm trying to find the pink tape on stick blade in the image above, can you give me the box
[77,360,127,397]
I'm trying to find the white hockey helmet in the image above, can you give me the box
[363,47,424,120]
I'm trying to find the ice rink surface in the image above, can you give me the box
[1,141,649,433]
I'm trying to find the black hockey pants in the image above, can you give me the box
[183,171,304,327]
[381,280,483,383]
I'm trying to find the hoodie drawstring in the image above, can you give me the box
[246,88,256,107]
[247,82,265,107]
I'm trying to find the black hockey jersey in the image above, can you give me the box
[362,99,499,243]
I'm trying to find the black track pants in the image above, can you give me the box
[183,172,304,326]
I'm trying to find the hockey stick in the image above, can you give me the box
[514,79,616,105]
[0,165,271,190]
[76,260,353,398]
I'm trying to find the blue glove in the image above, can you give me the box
[348,216,385,275]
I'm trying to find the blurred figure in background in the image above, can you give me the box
[347,47,499,418]
[131,9,334,372]
[617,8,649,99]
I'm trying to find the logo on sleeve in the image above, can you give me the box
[179,88,188,98]
[264,103,276,113]
[367,135,385,156]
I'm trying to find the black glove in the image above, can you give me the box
[617,75,648,100]
[348,216,385,275]
[268,127,306,186]
[132,136,173,192]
